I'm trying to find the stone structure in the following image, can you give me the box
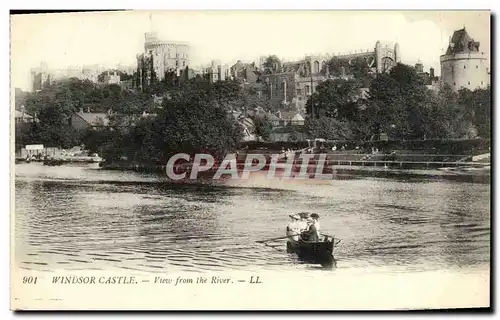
[15,106,34,124]
[30,62,52,91]
[69,109,157,131]
[440,28,490,91]
[136,32,190,88]
[100,71,121,85]
[203,60,229,83]
[415,61,439,88]
[261,41,400,111]
[230,60,260,83]
[30,62,104,91]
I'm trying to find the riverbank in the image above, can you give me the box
[15,155,102,165]
[97,159,490,182]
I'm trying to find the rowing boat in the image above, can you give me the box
[286,238,335,268]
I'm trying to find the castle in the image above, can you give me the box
[440,28,490,92]
[136,32,190,90]
[254,41,401,111]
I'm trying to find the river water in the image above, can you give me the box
[14,163,490,275]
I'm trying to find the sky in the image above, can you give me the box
[11,10,490,91]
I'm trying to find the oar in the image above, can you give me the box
[322,234,342,245]
[256,235,290,243]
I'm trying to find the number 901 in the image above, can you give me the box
[22,276,37,284]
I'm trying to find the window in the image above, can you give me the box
[464,65,466,69]
[476,65,479,69]
[468,81,470,85]
[296,88,302,95]
[453,82,456,86]
[305,85,310,95]
[183,61,186,67]
[481,81,484,85]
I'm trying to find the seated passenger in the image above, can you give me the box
[286,214,301,241]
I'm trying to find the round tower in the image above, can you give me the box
[440,28,489,91]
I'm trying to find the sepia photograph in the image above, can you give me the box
[10,9,491,310]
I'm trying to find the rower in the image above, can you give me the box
[301,217,319,242]
[310,213,321,238]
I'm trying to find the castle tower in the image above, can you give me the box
[429,67,435,78]
[139,31,190,83]
[394,43,401,63]
[415,60,424,73]
[440,27,489,91]
[375,41,382,73]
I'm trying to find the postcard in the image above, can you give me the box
[10,10,491,310]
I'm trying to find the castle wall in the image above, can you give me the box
[440,52,489,91]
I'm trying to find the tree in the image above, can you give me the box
[253,116,273,141]
[458,86,491,138]
[151,82,243,162]
[323,57,343,76]
[287,124,302,142]
[323,57,372,85]
[305,78,363,121]
[363,63,432,140]
[263,55,282,74]
[304,117,353,140]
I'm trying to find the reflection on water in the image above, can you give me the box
[14,163,490,273]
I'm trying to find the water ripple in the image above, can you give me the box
[14,164,490,273]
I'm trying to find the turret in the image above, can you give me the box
[415,60,424,73]
[375,41,382,73]
[394,43,401,63]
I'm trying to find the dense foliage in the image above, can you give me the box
[15,61,491,161]
[253,116,273,141]
[305,63,491,141]
[17,77,249,162]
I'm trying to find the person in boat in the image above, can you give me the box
[297,212,310,232]
[286,214,301,241]
[300,217,320,242]
[310,213,321,239]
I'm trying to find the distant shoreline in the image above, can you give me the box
[94,161,490,183]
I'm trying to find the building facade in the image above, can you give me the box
[260,41,400,111]
[230,60,260,83]
[415,61,440,89]
[100,71,121,85]
[30,62,52,91]
[30,62,105,91]
[15,106,34,124]
[203,60,230,83]
[440,28,490,92]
